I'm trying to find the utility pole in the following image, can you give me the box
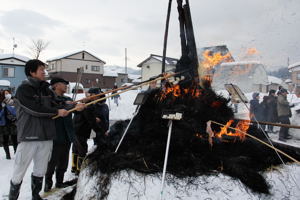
[12,37,17,56]
[125,48,128,83]
[125,48,128,74]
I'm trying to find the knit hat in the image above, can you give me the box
[252,92,259,99]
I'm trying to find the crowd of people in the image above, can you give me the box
[4,59,110,200]
[249,87,296,142]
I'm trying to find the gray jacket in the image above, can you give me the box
[277,94,291,117]
[15,77,58,142]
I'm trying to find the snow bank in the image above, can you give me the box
[75,164,300,200]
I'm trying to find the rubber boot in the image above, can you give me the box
[55,171,67,188]
[13,144,18,154]
[4,145,11,159]
[9,180,22,200]
[31,175,44,200]
[44,175,53,192]
[76,156,84,175]
[71,153,78,173]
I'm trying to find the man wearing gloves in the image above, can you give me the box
[44,77,84,192]
[8,60,69,200]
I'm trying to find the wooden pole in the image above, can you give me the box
[52,73,175,119]
[234,118,300,129]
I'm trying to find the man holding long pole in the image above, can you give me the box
[8,60,69,200]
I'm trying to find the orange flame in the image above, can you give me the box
[215,120,249,141]
[201,50,234,69]
[246,48,259,55]
[159,84,203,100]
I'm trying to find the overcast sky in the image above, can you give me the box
[0,0,299,70]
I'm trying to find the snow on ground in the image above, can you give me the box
[1,89,300,199]
[76,163,300,200]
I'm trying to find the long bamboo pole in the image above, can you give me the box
[52,73,175,119]
[210,120,300,164]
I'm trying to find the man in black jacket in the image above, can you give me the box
[8,60,69,200]
[71,88,108,175]
[44,78,84,192]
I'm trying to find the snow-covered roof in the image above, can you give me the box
[137,54,178,67]
[128,74,141,80]
[268,75,282,85]
[285,79,292,83]
[220,61,262,67]
[288,61,300,69]
[0,54,30,63]
[46,50,106,64]
[0,80,11,86]
[103,71,118,77]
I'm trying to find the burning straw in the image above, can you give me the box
[83,80,300,197]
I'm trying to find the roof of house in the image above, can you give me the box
[268,75,282,85]
[288,61,300,69]
[137,54,178,68]
[220,61,262,67]
[0,54,30,63]
[46,50,106,64]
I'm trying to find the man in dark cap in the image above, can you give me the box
[8,60,69,200]
[43,77,84,192]
[277,88,293,141]
[72,88,108,175]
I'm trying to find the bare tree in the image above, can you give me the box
[29,39,50,59]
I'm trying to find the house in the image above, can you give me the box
[46,50,106,88]
[212,61,269,93]
[0,54,30,92]
[288,61,300,87]
[137,54,178,83]
[267,75,286,91]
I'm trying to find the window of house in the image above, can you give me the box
[51,64,55,70]
[297,73,300,80]
[92,66,100,71]
[86,65,88,70]
[82,52,85,60]
[3,67,15,77]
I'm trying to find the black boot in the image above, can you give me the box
[9,180,22,200]
[13,144,18,154]
[44,176,53,192]
[31,175,44,200]
[55,172,68,188]
[4,145,11,159]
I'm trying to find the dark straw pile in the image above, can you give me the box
[81,82,300,198]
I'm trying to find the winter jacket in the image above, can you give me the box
[15,77,58,142]
[250,99,260,120]
[94,103,109,132]
[266,95,278,122]
[73,104,104,138]
[53,95,75,144]
[277,94,291,117]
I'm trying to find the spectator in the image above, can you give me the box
[259,96,269,131]
[266,89,278,133]
[8,59,68,200]
[277,88,293,142]
[0,90,18,159]
[111,85,120,106]
[249,92,260,121]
